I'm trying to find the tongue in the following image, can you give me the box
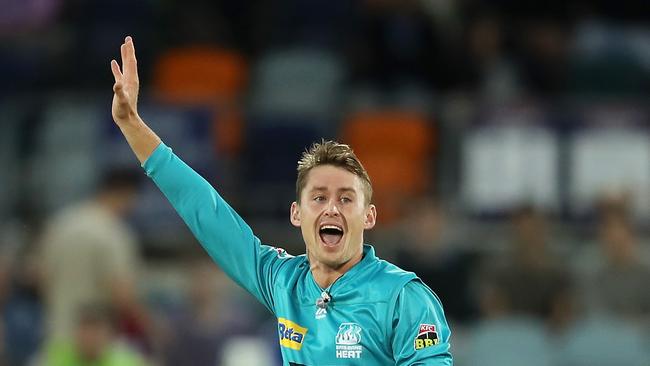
[321,233,342,245]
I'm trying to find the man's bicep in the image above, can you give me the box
[391,280,453,365]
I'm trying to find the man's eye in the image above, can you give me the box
[314,196,326,202]
[340,197,351,203]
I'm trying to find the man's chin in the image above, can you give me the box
[320,241,343,252]
[314,249,347,268]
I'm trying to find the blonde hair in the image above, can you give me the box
[296,140,372,205]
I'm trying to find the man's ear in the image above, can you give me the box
[364,204,377,229]
[290,202,301,227]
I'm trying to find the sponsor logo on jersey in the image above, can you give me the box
[273,247,291,258]
[414,323,439,350]
[278,318,308,351]
[335,323,363,359]
[315,307,327,319]
[315,291,331,320]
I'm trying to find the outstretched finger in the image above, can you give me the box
[111,59,123,82]
[124,36,139,81]
[120,42,127,70]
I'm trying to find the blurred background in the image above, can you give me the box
[1,0,650,365]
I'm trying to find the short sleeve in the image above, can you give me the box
[391,280,453,365]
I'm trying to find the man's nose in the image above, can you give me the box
[324,200,340,216]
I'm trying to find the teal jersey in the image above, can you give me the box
[143,143,452,365]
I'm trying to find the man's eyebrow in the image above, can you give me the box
[338,187,357,194]
[309,186,357,193]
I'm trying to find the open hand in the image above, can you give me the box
[111,36,140,126]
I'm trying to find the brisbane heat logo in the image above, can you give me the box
[278,318,308,351]
[414,324,439,350]
[335,323,363,359]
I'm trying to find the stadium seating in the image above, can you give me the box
[340,109,435,224]
[28,95,104,214]
[0,101,23,219]
[238,47,345,217]
[459,317,553,366]
[461,104,560,215]
[74,0,156,86]
[153,46,248,104]
[247,47,344,123]
[569,22,649,96]
[241,116,326,217]
[152,46,249,156]
[568,121,650,220]
[556,315,650,366]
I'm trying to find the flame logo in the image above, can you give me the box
[336,323,362,345]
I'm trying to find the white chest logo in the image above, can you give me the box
[315,307,327,319]
[315,291,331,319]
[335,323,363,359]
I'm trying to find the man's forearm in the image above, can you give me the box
[117,116,162,164]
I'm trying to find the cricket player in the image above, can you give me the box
[110,36,451,365]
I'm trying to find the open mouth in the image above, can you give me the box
[319,224,344,246]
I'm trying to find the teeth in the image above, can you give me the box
[320,224,343,231]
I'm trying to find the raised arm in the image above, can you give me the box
[108,37,287,314]
[110,36,161,163]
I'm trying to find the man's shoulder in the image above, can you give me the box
[371,253,418,282]
[260,245,309,278]
[361,251,419,297]
[260,245,306,263]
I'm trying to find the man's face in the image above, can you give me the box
[291,165,376,269]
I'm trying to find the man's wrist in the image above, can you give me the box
[117,114,145,132]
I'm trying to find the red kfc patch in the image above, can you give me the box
[414,324,439,350]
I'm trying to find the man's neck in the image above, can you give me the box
[310,251,363,289]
